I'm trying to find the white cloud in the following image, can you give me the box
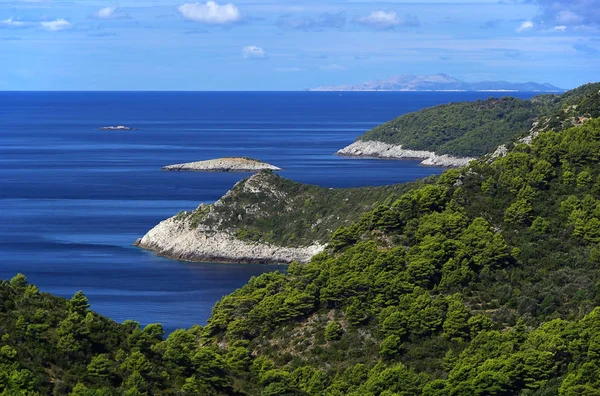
[0,17,28,28]
[552,25,567,32]
[178,1,241,25]
[92,6,129,20]
[354,10,419,30]
[242,45,266,59]
[40,19,71,31]
[516,20,534,33]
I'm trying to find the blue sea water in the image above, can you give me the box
[0,91,537,333]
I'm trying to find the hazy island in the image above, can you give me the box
[162,157,281,172]
[311,73,564,92]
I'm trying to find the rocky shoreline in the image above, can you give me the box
[163,157,281,172]
[336,140,475,167]
[135,217,324,264]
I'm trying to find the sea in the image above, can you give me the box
[0,91,537,333]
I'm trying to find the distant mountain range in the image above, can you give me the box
[310,74,565,92]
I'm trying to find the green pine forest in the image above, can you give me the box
[3,83,600,395]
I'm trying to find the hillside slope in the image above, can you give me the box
[204,117,600,395]
[338,82,600,162]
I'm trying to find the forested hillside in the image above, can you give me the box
[3,86,600,395]
[355,83,600,158]
[175,172,420,247]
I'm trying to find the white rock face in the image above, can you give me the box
[135,217,324,264]
[490,144,508,159]
[337,140,475,167]
[100,125,136,130]
[163,158,281,172]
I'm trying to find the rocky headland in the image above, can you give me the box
[163,157,281,172]
[135,171,414,265]
[336,140,475,167]
[135,172,326,264]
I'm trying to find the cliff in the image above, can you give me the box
[337,140,475,167]
[135,217,323,264]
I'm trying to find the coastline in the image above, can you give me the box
[162,157,281,172]
[336,140,475,167]
[134,217,325,265]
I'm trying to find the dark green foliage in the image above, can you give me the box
[0,275,235,395]
[361,96,545,157]
[356,83,600,158]
[200,117,600,394]
[324,322,343,341]
[189,170,422,247]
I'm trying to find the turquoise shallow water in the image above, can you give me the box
[0,91,536,332]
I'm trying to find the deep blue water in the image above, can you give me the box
[0,91,537,333]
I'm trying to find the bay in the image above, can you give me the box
[0,91,536,332]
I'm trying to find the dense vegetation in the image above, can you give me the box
[4,84,600,395]
[357,83,600,157]
[0,275,233,395]
[176,171,421,247]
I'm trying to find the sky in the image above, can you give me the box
[0,0,599,90]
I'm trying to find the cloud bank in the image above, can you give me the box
[40,19,71,31]
[0,17,29,28]
[91,7,130,20]
[517,20,534,32]
[178,1,241,25]
[354,10,419,30]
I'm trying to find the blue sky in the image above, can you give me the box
[0,0,599,90]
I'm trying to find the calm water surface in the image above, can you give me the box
[0,91,536,332]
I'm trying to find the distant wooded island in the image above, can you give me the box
[310,73,565,92]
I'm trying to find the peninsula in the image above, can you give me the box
[135,170,415,264]
[162,157,281,172]
[337,83,600,165]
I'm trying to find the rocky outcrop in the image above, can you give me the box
[336,140,475,167]
[135,217,323,264]
[100,125,136,131]
[163,157,281,172]
[135,172,325,264]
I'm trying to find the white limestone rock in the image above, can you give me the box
[135,217,323,264]
[163,157,281,172]
[336,140,475,167]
